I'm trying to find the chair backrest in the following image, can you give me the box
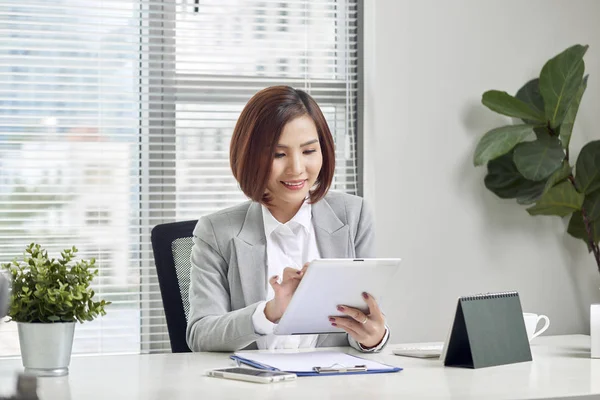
[151,220,198,353]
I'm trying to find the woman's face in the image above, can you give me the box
[266,114,323,209]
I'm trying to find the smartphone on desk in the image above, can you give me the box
[393,344,444,359]
[206,367,297,384]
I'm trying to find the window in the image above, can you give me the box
[277,58,289,73]
[278,3,289,32]
[254,2,267,39]
[0,0,360,355]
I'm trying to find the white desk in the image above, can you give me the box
[0,335,599,400]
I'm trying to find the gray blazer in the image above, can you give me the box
[186,191,376,352]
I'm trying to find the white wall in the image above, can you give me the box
[364,0,600,343]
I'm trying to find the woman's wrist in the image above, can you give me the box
[359,329,386,349]
[264,300,282,323]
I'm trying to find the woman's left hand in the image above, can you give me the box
[329,292,386,349]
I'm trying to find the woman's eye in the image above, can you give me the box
[304,149,316,155]
[274,153,286,159]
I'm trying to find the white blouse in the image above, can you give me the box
[251,200,389,352]
[251,200,320,350]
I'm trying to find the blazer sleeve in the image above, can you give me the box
[185,217,261,352]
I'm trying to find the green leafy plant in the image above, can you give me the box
[1,243,110,323]
[474,44,600,275]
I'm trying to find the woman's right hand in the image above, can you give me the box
[264,263,309,323]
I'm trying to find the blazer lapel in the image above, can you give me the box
[312,197,351,258]
[234,202,267,305]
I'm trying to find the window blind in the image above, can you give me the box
[0,0,360,355]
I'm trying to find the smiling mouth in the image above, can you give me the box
[281,180,307,190]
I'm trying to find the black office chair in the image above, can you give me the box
[151,220,198,353]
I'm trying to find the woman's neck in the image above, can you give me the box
[267,200,304,224]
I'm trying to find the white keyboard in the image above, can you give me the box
[392,344,443,359]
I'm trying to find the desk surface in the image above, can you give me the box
[0,335,599,400]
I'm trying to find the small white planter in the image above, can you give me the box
[592,304,600,359]
[17,322,76,377]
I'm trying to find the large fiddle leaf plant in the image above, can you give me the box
[474,44,600,275]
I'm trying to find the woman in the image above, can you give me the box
[186,86,389,352]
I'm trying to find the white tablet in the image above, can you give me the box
[273,258,401,335]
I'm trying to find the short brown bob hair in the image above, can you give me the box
[230,86,336,204]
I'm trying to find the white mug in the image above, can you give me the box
[523,313,550,342]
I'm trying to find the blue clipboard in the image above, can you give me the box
[230,351,402,377]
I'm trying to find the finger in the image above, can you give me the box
[282,267,302,281]
[268,275,280,290]
[282,267,297,277]
[330,316,364,336]
[296,262,309,277]
[362,292,384,321]
[331,320,361,339]
[298,265,307,277]
[336,305,368,324]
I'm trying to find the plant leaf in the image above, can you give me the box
[527,181,584,216]
[515,78,546,124]
[513,135,565,181]
[539,44,588,129]
[559,75,588,150]
[567,211,600,252]
[533,126,552,140]
[584,190,600,221]
[473,124,534,166]
[516,188,546,205]
[542,161,572,195]
[484,151,546,201]
[482,91,546,122]
[575,140,600,194]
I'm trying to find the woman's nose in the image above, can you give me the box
[287,154,303,175]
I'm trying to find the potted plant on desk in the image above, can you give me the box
[472,44,600,357]
[1,243,110,376]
